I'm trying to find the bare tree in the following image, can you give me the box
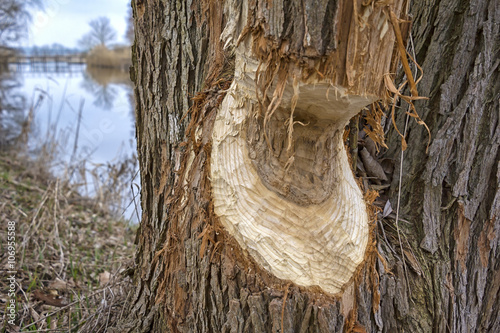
[0,0,30,46]
[77,33,94,52]
[78,16,117,50]
[0,0,42,49]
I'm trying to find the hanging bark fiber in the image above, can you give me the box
[211,0,408,295]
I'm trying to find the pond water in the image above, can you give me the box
[2,62,140,222]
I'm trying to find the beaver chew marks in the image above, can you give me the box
[210,46,376,294]
[246,107,339,206]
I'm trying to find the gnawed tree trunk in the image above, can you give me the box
[114,0,499,332]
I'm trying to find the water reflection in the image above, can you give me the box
[86,65,131,86]
[0,61,140,222]
[82,66,132,109]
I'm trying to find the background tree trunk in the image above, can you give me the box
[115,0,499,332]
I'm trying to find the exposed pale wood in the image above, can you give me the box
[210,42,374,294]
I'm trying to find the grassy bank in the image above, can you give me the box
[0,149,136,332]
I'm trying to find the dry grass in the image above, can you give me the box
[0,150,136,332]
[86,46,131,71]
[0,90,138,333]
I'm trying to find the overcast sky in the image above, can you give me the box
[27,0,131,48]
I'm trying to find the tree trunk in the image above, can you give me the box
[115,0,499,332]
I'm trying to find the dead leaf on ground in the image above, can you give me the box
[33,290,67,307]
[363,136,378,158]
[380,158,395,175]
[99,271,111,285]
[48,278,68,290]
[383,200,393,218]
[360,148,388,181]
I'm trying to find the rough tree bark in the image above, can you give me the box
[114,0,499,332]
